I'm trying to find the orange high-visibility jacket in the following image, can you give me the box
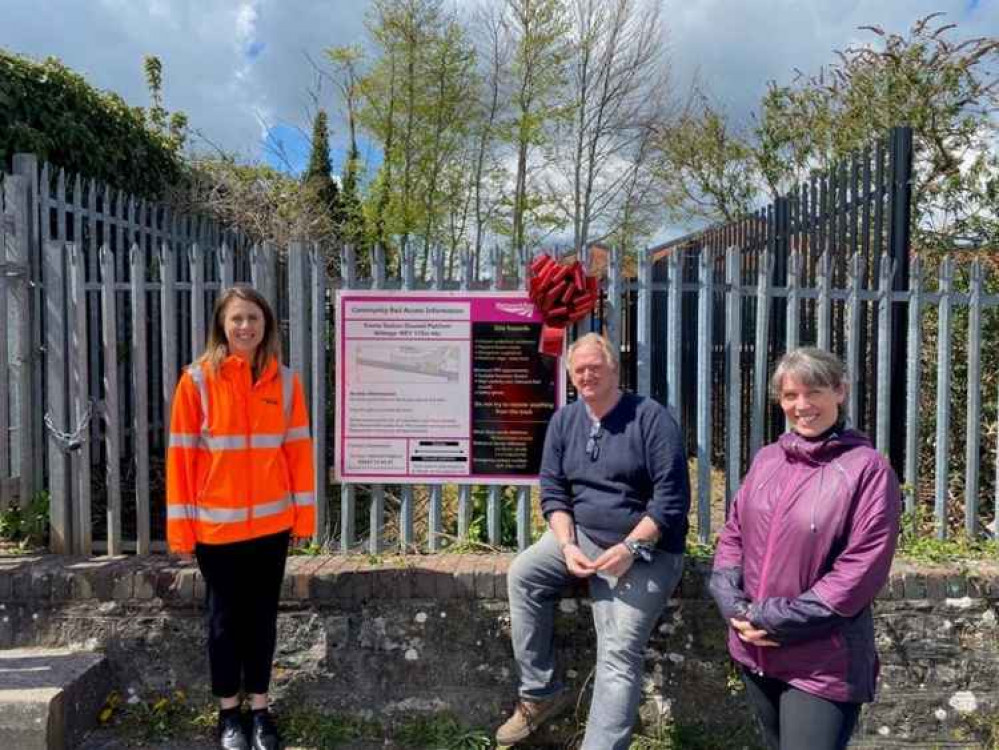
[166,355,315,552]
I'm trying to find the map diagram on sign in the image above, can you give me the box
[355,343,461,383]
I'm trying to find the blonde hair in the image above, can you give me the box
[566,333,619,373]
[196,286,281,377]
[770,347,846,401]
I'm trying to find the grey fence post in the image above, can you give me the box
[875,254,894,455]
[515,247,531,552]
[816,251,832,351]
[100,245,122,555]
[0,216,8,507]
[160,243,178,426]
[724,246,742,511]
[6,176,34,509]
[340,243,357,554]
[457,249,474,540]
[255,242,278,310]
[220,241,235,290]
[44,240,72,553]
[606,245,621,355]
[666,250,682,425]
[12,155,44,498]
[695,247,713,542]
[427,246,445,553]
[399,244,416,551]
[68,243,92,554]
[636,248,652,398]
[844,254,862,427]
[367,243,386,555]
[934,256,954,538]
[785,250,800,353]
[190,244,206,360]
[130,243,151,555]
[310,244,328,549]
[903,256,923,518]
[964,259,983,537]
[288,242,309,396]
[487,244,503,546]
[751,252,773,460]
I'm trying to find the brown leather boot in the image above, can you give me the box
[495,692,573,746]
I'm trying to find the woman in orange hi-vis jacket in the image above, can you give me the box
[167,286,314,750]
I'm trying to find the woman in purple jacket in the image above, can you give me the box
[710,347,901,750]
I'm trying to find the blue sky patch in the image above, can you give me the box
[246,41,266,60]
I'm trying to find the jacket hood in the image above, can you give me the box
[777,426,871,465]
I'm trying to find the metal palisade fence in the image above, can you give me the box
[1,125,996,554]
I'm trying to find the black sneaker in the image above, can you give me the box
[218,710,249,750]
[250,710,281,750]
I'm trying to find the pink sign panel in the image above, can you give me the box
[334,290,562,484]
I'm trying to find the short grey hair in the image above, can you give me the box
[770,347,846,401]
[566,333,619,373]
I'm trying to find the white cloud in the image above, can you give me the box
[2,0,996,184]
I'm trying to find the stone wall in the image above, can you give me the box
[1,553,997,748]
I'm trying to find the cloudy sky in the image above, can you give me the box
[2,0,996,180]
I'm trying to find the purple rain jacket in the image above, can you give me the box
[709,427,901,703]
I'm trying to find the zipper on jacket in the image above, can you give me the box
[245,366,254,530]
[752,466,816,673]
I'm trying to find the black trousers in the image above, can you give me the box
[742,669,861,750]
[195,530,290,697]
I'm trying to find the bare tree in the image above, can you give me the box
[468,1,513,278]
[556,0,672,253]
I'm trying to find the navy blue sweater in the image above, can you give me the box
[540,392,690,554]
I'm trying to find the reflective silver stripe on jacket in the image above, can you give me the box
[169,433,202,449]
[177,433,290,451]
[168,499,296,523]
[281,365,294,425]
[203,435,248,451]
[167,504,196,520]
[283,426,311,443]
[255,495,291,518]
[251,433,285,449]
[186,364,210,435]
[292,492,315,507]
[167,505,249,523]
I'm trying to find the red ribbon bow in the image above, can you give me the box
[528,253,598,356]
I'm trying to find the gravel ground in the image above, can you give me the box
[76,730,389,750]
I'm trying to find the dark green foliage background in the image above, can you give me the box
[0,50,183,197]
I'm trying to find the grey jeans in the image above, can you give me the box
[507,529,684,750]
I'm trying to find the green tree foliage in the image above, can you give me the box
[653,14,999,249]
[501,0,573,256]
[326,46,371,252]
[174,156,337,247]
[0,49,186,197]
[755,13,999,250]
[652,88,757,224]
[357,0,478,272]
[304,109,344,235]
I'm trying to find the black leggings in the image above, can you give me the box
[742,669,861,750]
[195,530,290,697]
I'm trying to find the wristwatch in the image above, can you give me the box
[624,539,655,563]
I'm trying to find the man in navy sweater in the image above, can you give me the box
[495,333,690,749]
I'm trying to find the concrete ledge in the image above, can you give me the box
[1,554,995,607]
[0,647,110,750]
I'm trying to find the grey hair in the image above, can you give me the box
[770,347,846,401]
[566,333,619,373]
